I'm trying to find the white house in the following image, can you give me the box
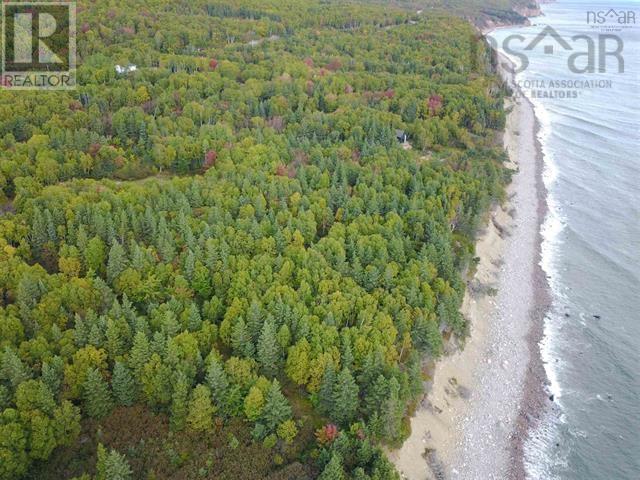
[115,64,137,74]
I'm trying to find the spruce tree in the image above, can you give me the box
[318,453,346,480]
[318,363,336,416]
[332,368,359,426]
[364,374,388,414]
[183,249,195,281]
[88,323,104,349]
[96,443,132,480]
[382,377,404,443]
[106,242,127,283]
[73,314,88,347]
[261,380,291,433]
[205,357,229,407]
[111,361,136,406]
[0,347,31,389]
[83,368,113,419]
[30,207,48,252]
[186,303,202,332]
[41,356,64,396]
[105,319,124,358]
[128,331,151,379]
[340,335,354,370]
[170,371,190,431]
[231,318,254,358]
[246,299,263,342]
[257,319,279,377]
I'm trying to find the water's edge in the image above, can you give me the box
[487,21,554,478]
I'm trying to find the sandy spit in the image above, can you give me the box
[388,52,550,480]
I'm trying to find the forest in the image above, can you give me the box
[0,0,509,478]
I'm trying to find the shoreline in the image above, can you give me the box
[498,52,552,480]
[388,31,551,480]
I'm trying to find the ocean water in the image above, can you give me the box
[491,1,640,479]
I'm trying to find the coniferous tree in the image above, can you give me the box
[205,357,229,408]
[0,348,31,390]
[364,374,388,414]
[83,368,113,419]
[319,453,346,480]
[246,299,263,342]
[332,368,359,426]
[261,380,291,433]
[73,314,88,347]
[30,207,48,252]
[106,242,127,283]
[382,377,404,443]
[128,331,151,379]
[41,356,64,395]
[170,371,190,431]
[96,443,132,480]
[105,319,125,358]
[340,335,354,370]
[183,250,196,281]
[318,363,336,416]
[257,319,279,377]
[186,303,202,332]
[111,361,136,406]
[231,318,254,358]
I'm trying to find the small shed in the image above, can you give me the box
[395,129,408,143]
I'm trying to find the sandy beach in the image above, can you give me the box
[388,50,549,480]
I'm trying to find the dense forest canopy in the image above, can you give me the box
[0,0,510,479]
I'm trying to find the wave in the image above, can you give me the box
[545,110,623,139]
[522,58,568,480]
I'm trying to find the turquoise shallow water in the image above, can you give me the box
[491,1,640,478]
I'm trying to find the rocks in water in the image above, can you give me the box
[549,394,555,402]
